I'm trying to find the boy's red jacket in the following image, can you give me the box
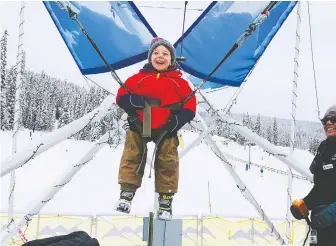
[116,68,196,129]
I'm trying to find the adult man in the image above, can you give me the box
[291,104,336,245]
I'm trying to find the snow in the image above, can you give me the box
[1,129,314,219]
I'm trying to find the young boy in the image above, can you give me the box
[115,37,196,220]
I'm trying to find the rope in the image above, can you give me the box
[83,75,115,96]
[204,86,229,93]
[180,1,188,56]
[307,2,321,120]
[302,223,311,245]
[222,82,246,115]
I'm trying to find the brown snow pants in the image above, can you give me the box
[118,129,179,193]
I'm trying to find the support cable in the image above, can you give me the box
[182,1,278,105]
[307,2,321,120]
[180,1,188,57]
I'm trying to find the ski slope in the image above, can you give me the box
[1,129,314,219]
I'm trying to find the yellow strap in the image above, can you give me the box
[178,132,184,149]
[156,73,160,79]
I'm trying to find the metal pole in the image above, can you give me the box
[195,112,286,244]
[199,91,312,181]
[1,95,116,177]
[1,131,112,243]
[8,0,25,236]
[248,144,251,169]
[163,221,167,246]
[147,212,154,246]
[287,2,302,244]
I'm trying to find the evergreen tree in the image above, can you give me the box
[309,135,320,155]
[242,113,247,126]
[245,112,253,130]
[273,117,278,145]
[266,122,273,143]
[4,66,18,130]
[1,30,9,130]
[254,114,261,136]
[91,121,104,141]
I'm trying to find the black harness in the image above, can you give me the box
[128,98,182,177]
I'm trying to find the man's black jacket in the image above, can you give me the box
[303,138,336,245]
[304,138,336,209]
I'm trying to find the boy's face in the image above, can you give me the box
[151,45,171,72]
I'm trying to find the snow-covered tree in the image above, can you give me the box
[245,112,253,130]
[0,30,9,130]
[266,122,272,143]
[254,114,261,136]
[273,117,278,145]
[4,65,18,130]
[309,135,321,155]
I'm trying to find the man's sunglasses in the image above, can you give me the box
[321,116,336,125]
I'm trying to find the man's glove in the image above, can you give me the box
[117,94,145,112]
[311,202,336,228]
[291,200,309,220]
[164,109,195,133]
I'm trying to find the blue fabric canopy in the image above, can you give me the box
[44,1,296,89]
[44,1,157,75]
[175,1,297,88]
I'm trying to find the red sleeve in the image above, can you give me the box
[116,74,138,103]
[179,79,196,113]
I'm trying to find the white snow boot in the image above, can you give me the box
[115,190,135,214]
[156,193,173,221]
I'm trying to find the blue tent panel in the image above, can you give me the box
[175,1,297,88]
[44,1,157,75]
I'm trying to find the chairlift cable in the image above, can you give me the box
[307,2,321,120]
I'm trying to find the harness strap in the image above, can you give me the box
[130,98,181,176]
[143,101,152,138]
[142,98,182,138]
[146,98,182,110]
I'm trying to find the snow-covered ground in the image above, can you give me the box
[1,129,314,217]
[0,129,314,245]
